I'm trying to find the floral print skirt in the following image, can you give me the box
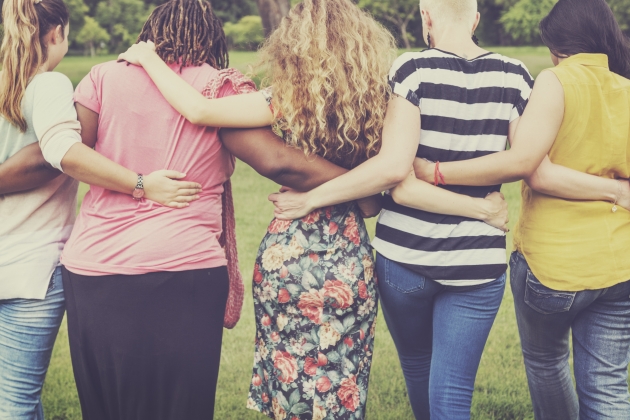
[247,203,378,420]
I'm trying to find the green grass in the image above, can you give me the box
[43,48,555,420]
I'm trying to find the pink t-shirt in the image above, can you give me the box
[62,61,238,276]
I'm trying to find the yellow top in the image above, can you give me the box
[514,53,630,291]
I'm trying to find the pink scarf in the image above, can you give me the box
[202,69,257,329]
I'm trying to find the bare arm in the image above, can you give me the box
[391,173,509,231]
[220,127,348,191]
[525,156,629,202]
[415,71,565,186]
[59,104,202,208]
[269,96,504,221]
[0,143,61,195]
[220,127,382,217]
[118,42,273,128]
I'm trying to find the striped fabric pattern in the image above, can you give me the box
[373,49,534,285]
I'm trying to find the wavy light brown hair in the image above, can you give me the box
[258,0,397,169]
[0,0,69,132]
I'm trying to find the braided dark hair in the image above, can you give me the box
[137,0,228,69]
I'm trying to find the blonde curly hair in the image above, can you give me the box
[257,0,397,169]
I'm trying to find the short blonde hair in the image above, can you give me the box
[421,0,477,23]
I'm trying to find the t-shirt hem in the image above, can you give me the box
[61,257,228,277]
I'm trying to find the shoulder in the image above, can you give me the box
[31,71,73,90]
[390,50,442,72]
[487,54,533,81]
[202,67,257,99]
[28,72,75,102]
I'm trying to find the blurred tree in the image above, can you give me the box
[66,0,89,45]
[95,0,151,53]
[210,0,258,23]
[358,0,419,49]
[500,0,557,43]
[224,15,264,50]
[608,0,630,34]
[76,16,110,56]
[255,0,290,37]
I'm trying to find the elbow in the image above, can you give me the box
[508,157,541,183]
[390,184,409,206]
[384,167,410,188]
[187,111,203,126]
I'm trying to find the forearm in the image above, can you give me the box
[0,143,61,194]
[139,55,270,127]
[437,150,535,186]
[526,157,619,201]
[308,156,408,209]
[391,175,492,220]
[220,127,348,192]
[60,143,136,194]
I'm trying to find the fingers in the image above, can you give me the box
[173,195,199,203]
[158,170,187,179]
[166,201,190,209]
[177,188,202,196]
[269,193,280,203]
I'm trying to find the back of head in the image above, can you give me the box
[257,0,397,169]
[138,0,228,69]
[540,0,630,79]
[421,0,477,24]
[0,0,69,132]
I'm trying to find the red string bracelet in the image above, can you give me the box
[434,161,446,186]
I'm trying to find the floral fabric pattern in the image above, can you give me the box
[247,203,378,420]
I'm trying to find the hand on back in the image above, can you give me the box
[118,41,157,67]
[616,179,630,212]
[143,170,202,209]
[480,192,510,232]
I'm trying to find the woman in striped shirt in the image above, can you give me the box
[271,0,630,419]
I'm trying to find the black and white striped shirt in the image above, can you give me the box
[372,49,534,285]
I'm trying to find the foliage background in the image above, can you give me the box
[0,0,628,54]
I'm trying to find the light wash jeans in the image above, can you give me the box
[510,251,630,420]
[376,253,506,420]
[0,267,65,420]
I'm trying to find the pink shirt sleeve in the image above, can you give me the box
[74,66,101,114]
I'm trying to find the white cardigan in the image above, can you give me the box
[0,72,81,300]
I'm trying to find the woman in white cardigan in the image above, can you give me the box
[0,0,199,417]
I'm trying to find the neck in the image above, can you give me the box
[430,23,484,59]
[38,60,51,74]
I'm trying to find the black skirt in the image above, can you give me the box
[62,266,229,420]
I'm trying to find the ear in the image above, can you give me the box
[421,9,432,31]
[49,25,64,45]
[472,12,481,34]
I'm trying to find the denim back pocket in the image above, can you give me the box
[524,269,576,315]
[384,257,426,294]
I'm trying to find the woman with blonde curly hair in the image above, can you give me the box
[119,0,508,418]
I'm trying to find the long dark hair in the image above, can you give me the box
[0,0,69,132]
[137,0,228,69]
[540,0,630,79]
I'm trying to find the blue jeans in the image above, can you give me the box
[376,253,506,420]
[510,251,630,420]
[0,267,65,420]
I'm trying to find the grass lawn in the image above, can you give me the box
[44,48,560,420]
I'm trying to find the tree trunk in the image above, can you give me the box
[89,41,95,58]
[400,20,411,50]
[256,0,291,37]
